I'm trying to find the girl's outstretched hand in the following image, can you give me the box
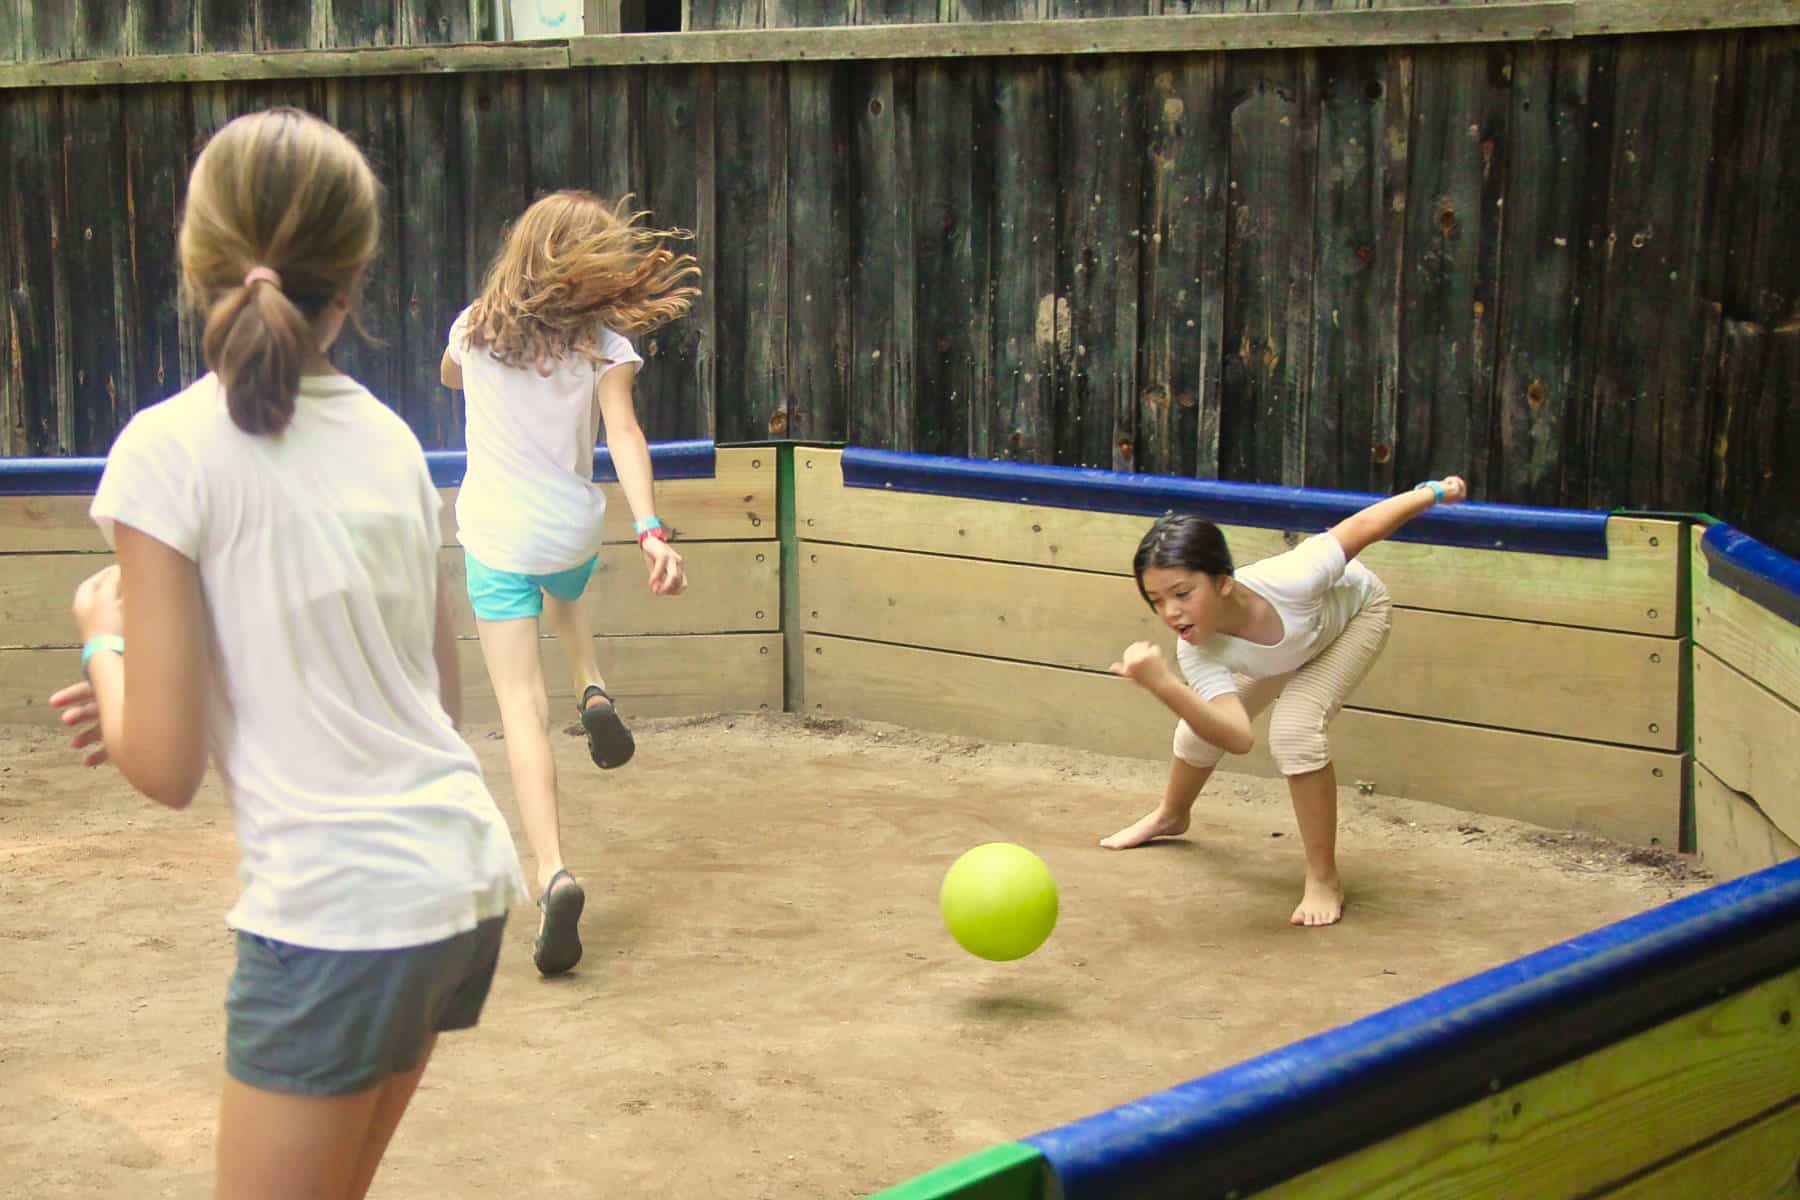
[1110,641,1172,688]
[48,680,109,768]
[1427,475,1468,504]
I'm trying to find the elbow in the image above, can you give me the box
[1228,729,1256,757]
[130,758,205,811]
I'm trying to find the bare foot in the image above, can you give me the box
[1100,809,1190,850]
[1290,875,1344,927]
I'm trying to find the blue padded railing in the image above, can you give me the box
[1701,523,1800,629]
[840,448,1613,558]
[0,439,718,495]
[1023,856,1800,1199]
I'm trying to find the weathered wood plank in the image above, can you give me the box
[985,56,1058,463]
[120,84,189,416]
[683,0,766,29]
[1136,55,1226,480]
[1256,966,1800,1199]
[79,0,132,57]
[456,632,783,723]
[0,632,782,726]
[1222,52,1317,486]
[848,60,916,449]
[0,42,569,88]
[1056,53,1143,471]
[133,0,195,55]
[1719,27,1799,333]
[401,0,474,43]
[1586,33,1726,511]
[441,540,780,639]
[1308,46,1409,493]
[197,0,256,52]
[627,64,713,442]
[1493,42,1591,505]
[801,541,1679,747]
[331,0,401,47]
[0,96,13,454]
[1596,1098,1800,1199]
[911,57,991,458]
[804,634,1683,843]
[1695,645,1800,847]
[27,0,76,60]
[4,90,70,454]
[710,63,789,441]
[398,72,467,448]
[1693,764,1800,885]
[326,75,405,409]
[524,62,590,194]
[258,0,315,50]
[1712,327,1799,566]
[1692,529,1800,712]
[458,70,528,335]
[0,0,18,61]
[1396,44,1509,497]
[793,451,1683,635]
[785,61,852,448]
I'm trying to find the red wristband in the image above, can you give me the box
[637,526,670,546]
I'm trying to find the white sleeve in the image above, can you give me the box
[596,325,645,379]
[89,411,203,561]
[1263,533,1347,601]
[445,306,473,365]
[1175,639,1237,702]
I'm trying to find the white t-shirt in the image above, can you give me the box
[1175,533,1384,700]
[91,373,526,951]
[446,306,644,575]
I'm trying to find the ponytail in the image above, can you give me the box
[203,272,312,435]
[177,109,382,437]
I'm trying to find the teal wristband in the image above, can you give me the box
[1415,480,1445,503]
[81,634,125,673]
[633,516,663,536]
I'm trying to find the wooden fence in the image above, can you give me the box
[0,4,1796,555]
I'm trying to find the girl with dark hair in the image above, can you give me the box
[1106,476,1468,927]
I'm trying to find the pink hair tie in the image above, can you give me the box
[243,266,282,290]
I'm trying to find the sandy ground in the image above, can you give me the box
[0,711,1708,1199]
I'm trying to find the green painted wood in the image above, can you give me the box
[867,1142,1048,1200]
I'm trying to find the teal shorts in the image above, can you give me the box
[464,550,598,622]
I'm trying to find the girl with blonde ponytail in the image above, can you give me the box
[50,108,524,1200]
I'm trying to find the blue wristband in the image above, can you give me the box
[81,634,125,673]
[633,516,663,536]
[1415,480,1445,503]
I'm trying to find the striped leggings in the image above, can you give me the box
[1173,585,1393,777]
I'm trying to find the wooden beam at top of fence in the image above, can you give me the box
[3,0,1795,87]
[0,40,568,88]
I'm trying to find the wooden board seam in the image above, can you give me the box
[806,630,1684,756]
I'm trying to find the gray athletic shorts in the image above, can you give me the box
[225,915,507,1096]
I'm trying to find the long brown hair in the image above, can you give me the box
[179,107,381,435]
[464,190,701,371]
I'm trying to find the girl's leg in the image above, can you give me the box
[215,1075,384,1200]
[1103,672,1288,850]
[344,1041,435,1200]
[1100,758,1214,849]
[542,591,608,707]
[473,616,565,893]
[1284,764,1343,927]
[1268,592,1393,927]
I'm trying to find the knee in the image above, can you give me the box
[1268,700,1330,776]
[494,680,551,731]
[1173,720,1227,768]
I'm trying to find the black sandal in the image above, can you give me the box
[533,868,586,977]
[579,685,636,770]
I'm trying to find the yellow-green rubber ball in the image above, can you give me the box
[939,843,1059,962]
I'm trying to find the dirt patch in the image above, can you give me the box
[0,711,1709,1199]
